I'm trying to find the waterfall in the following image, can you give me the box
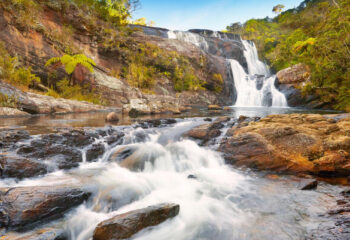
[166,30,288,108]
[233,40,287,107]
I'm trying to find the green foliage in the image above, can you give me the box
[0,93,18,108]
[0,41,40,89]
[46,54,96,75]
[273,4,285,14]
[226,0,350,111]
[46,78,105,105]
[121,42,205,92]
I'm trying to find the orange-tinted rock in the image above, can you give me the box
[220,114,350,176]
[105,112,119,122]
[208,105,222,110]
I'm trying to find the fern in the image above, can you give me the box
[45,54,96,75]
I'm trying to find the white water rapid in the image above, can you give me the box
[167,30,288,108]
[0,118,338,240]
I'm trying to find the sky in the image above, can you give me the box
[133,0,303,31]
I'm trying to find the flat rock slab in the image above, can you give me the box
[93,203,180,240]
[0,185,91,229]
[219,114,350,176]
[0,107,30,117]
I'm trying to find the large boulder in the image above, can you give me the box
[0,185,91,229]
[276,64,310,85]
[219,114,350,176]
[93,203,180,240]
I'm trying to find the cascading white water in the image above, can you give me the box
[0,119,338,240]
[232,40,287,107]
[166,30,288,108]
[242,40,269,76]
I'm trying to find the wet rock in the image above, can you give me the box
[0,185,91,229]
[17,143,82,170]
[136,119,162,129]
[208,105,222,110]
[187,175,197,179]
[93,203,180,240]
[298,179,318,190]
[185,117,230,144]
[105,112,119,123]
[204,118,212,122]
[105,132,125,145]
[0,155,47,179]
[3,228,67,240]
[0,130,30,149]
[109,146,156,171]
[15,129,100,169]
[238,115,248,123]
[219,114,350,176]
[86,143,105,162]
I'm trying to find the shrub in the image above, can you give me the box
[46,78,105,105]
[0,92,18,108]
[0,41,40,89]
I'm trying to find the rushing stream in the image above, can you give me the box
[0,115,346,240]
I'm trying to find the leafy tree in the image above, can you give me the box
[226,22,242,33]
[273,4,285,14]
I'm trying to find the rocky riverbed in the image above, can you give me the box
[0,112,349,239]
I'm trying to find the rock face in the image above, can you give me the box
[93,203,180,240]
[0,5,228,117]
[276,64,310,85]
[0,185,91,229]
[275,64,328,108]
[219,114,350,176]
